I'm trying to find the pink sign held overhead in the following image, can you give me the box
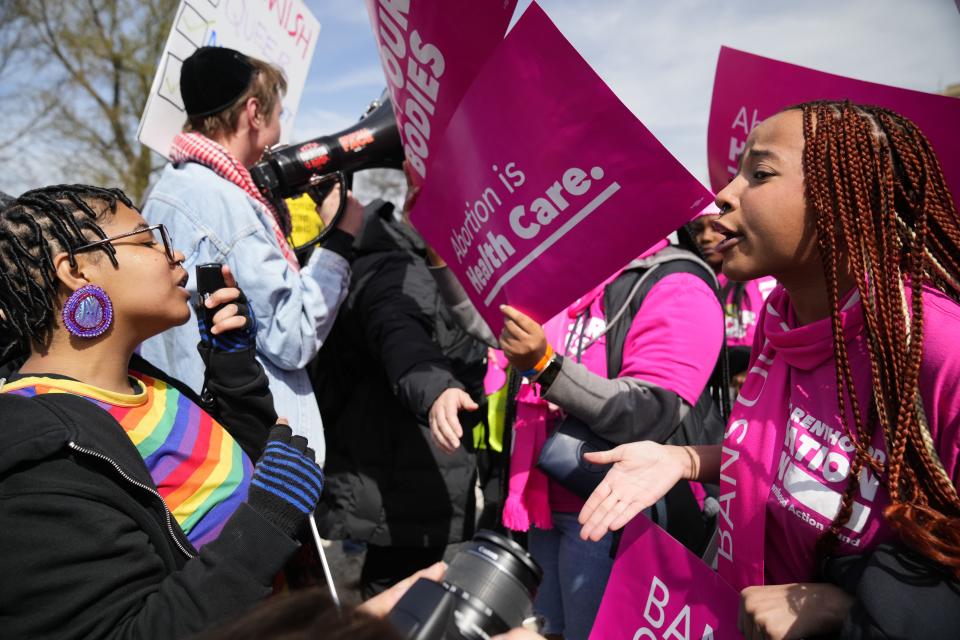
[707,46,960,209]
[590,517,741,640]
[411,3,712,332]
[365,0,517,185]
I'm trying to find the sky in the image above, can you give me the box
[1,0,958,196]
[296,0,960,187]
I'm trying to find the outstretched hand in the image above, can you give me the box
[498,305,548,372]
[578,441,688,541]
[429,388,479,454]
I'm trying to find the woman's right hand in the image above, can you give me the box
[577,441,689,541]
[196,264,257,352]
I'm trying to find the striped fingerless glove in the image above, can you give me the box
[195,288,258,352]
[247,424,324,538]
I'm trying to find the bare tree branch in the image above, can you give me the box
[4,0,177,199]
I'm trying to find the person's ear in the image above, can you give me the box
[52,251,94,296]
[246,97,264,130]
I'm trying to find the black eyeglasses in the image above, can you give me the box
[74,224,177,265]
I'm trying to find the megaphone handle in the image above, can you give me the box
[304,171,349,246]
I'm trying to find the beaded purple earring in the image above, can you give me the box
[62,284,113,338]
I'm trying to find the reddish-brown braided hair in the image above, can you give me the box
[794,101,960,575]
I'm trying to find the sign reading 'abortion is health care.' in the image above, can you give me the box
[410,4,712,331]
[707,46,960,209]
[365,0,517,185]
[139,0,320,157]
[589,517,740,640]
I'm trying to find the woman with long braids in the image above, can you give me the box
[578,102,960,639]
[0,185,328,638]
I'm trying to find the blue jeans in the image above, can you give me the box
[528,512,615,639]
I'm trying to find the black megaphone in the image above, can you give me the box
[250,91,405,246]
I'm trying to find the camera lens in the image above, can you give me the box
[442,530,543,637]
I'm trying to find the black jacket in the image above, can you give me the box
[825,543,960,640]
[311,203,486,547]
[0,351,295,639]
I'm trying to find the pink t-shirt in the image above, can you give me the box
[759,285,960,583]
[543,252,724,512]
[718,274,777,348]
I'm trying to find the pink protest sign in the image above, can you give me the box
[590,517,741,640]
[364,0,517,185]
[707,46,960,209]
[411,4,712,331]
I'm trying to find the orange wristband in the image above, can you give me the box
[520,343,554,378]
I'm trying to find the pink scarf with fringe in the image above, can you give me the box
[502,388,556,531]
[717,285,865,590]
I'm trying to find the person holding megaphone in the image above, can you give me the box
[141,47,365,457]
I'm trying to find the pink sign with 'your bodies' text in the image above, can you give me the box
[707,46,960,209]
[410,3,712,331]
[590,517,741,640]
[365,0,517,186]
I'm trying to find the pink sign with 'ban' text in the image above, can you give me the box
[590,517,741,640]
[365,0,517,186]
[707,46,960,209]
[410,3,712,332]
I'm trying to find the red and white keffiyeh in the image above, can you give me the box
[170,132,299,271]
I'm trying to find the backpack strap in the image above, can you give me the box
[603,249,719,378]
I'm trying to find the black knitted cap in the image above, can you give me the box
[180,47,254,118]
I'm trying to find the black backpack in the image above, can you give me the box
[601,249,729,555]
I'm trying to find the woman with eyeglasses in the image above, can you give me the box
[0,185,327,639]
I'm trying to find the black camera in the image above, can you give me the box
[388,530,542,640]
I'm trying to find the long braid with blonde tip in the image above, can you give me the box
[795,101,960,575]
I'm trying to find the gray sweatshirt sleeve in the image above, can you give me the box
[428,265,499,348]
[542,356,689,445]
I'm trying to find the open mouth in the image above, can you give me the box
[711,220,743,253]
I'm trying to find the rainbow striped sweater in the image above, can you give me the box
[3,372,253,548]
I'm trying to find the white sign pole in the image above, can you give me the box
[138,0,321,158]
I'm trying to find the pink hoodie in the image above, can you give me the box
[749,284,960,584]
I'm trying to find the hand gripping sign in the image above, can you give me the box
[409,3,712,332]
[707,46,960,209]
[365,0,518,186]
[589,517,740,640]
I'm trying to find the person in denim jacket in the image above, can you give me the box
[140,47,363,457]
